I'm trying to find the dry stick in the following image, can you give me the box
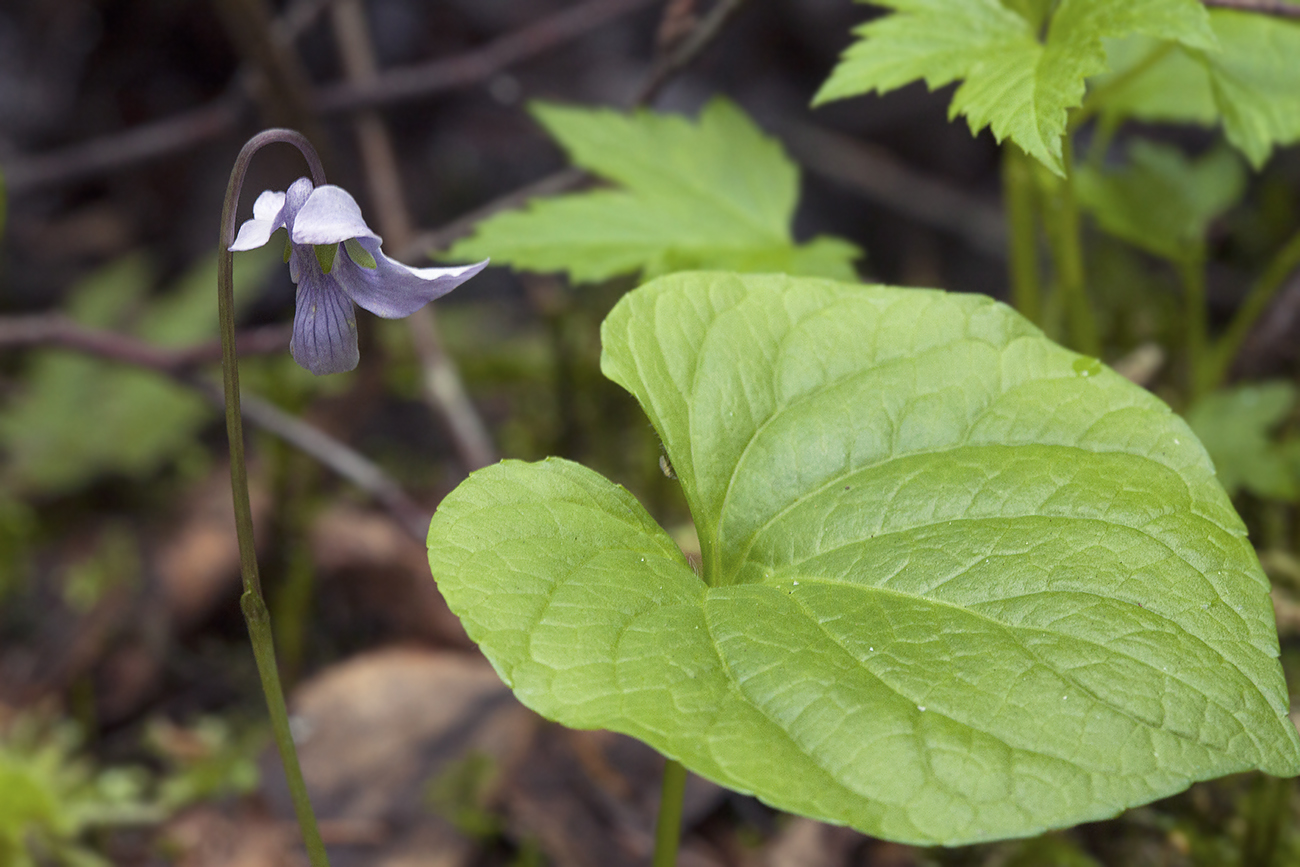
[776,120,1006,260]
[632,0,751,106]
[0,314,431,542]
[3,0,657,194]
[213,0,331,150]
[329,0,496,472]
[0,314,291,369]
[1202,0,1300,17]
[317,0,659,113]
[406,0,758,262]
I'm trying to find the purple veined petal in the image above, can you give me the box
[229,190,287,251]
[331,236,489,318]
[289,255,360,375]
[290,185,381,246]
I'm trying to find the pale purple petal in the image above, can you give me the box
[331,237,488,318]
[290,185,381,246]
[289,251,360,375]
[229,190,287,251]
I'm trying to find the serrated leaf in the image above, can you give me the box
[444,99,860,283]
[813,0,1215,174]
[429,272,1300,845]
[1094,11,1300,167]
[1076,140,1245,262]
[0,248,278,495]
[1187,382,1300,501]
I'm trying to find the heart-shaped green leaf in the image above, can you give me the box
[428,272,1300,845]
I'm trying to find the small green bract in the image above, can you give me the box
[427,272,1300,845]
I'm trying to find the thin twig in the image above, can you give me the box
[4,97,245,193]
[316,0,659,114]
[402,167,588,259]
[632,0,752,106]
[3,0,656,194]
[0,314,431,541]
[329,0,497,472]
[213,0,330,149]
[773,119,1007,259]
[1202,0,1300,18]
[0,314,291,369]
[408,0,757,259]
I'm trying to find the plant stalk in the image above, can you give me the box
[1002,144,1042,326]
[652,759,689,867]
[1180,253,1209,401]
[1044,137,1100,356]
[218,127,331,867]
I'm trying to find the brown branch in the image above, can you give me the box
[316,0,660,114]
[774,119,1006,259]
[4,97,245,193]
[3,0,656,194]
[401,167,588,259]
[0,315,291,369]
[0,315,430,541]
[406,0,757,259]
[329,0,497,472]
[632,0,752,106]
[1202,0,1300,18]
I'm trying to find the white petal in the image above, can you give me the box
[290,185,381,246]
[229,190,287,251]
[252,189,286,221]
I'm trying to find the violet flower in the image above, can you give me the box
[230,177,488,375]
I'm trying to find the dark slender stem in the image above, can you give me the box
[652,759,688,867]
[1203,0,1300,18]
[633,0,750,106]
[1205,227,1300,390]
[218,128,330,867]
[1179,253,1209,400]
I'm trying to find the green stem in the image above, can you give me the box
[1045,137,1100,356]
[1002,144,1043,326]
[1071,42,1175,133]
[1205,227,1300,392]
[218,128,330,867]
[652,759,688,867]
[1180,253,1209,401]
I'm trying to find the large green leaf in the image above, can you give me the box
[428,272,1300,845]
[1094,11,1300,167]
[1075,140,1245,262]
[813,0,1215,175]
[444,99,860,283]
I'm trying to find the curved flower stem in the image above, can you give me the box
[218,127,331,867]
[652,758,688,867]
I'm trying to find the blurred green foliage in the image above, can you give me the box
[0,247,278,497]
[1077,141,1246,264]
[1186,382,1300,501]
[0,715,157,867]
[0,712,264,866]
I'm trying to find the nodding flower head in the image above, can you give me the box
[230,177,488,375]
